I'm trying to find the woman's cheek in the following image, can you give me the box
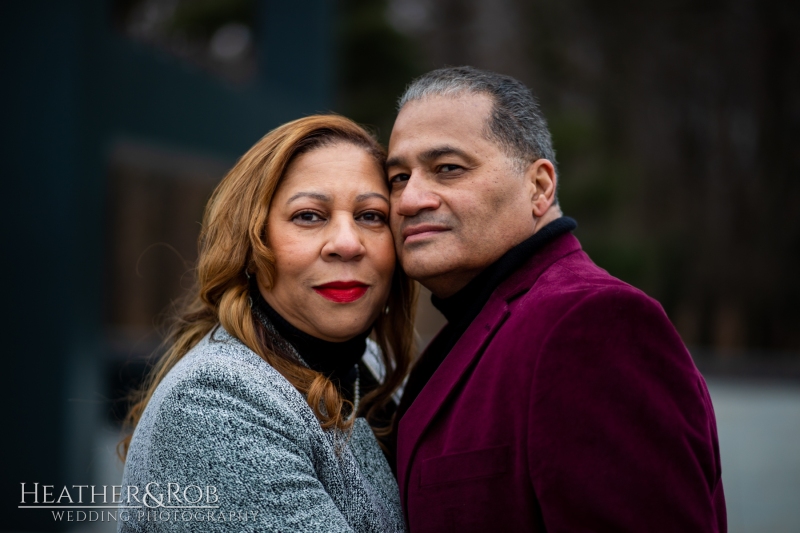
[374,232,396,275]
[378,239,397,303]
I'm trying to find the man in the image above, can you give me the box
[387,66,726,532]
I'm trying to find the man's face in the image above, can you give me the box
[387,93,538,297]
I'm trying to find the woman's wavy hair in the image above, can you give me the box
[119,115,417,459]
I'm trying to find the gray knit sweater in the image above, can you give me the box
[119,325,405,532]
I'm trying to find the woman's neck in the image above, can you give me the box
[253,291,369,384]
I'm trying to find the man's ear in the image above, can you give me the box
[525,159,557,217]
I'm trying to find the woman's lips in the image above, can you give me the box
[313,281,369,303]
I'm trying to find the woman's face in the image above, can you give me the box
[260,142,395,342]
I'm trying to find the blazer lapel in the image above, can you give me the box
[396,233,584,504]
[397,292,511,503]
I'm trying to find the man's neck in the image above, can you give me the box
[534,205,562,232]
[424,269,483,300]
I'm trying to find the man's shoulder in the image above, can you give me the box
[462,234,676,362]
[489,248,692,382]
[525,247,654,308]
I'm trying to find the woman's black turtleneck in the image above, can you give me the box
[252,291,369,393]
[394,217,578,424]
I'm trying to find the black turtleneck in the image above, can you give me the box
[253,291,369,391]
[394,217,578,424]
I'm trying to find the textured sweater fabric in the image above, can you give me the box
[119,325,405,532]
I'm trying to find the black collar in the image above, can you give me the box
[252,290,369,384]
[432,217,578,327]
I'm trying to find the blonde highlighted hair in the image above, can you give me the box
[120,115,417,459]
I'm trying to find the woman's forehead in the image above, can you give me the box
[278,144,388,199]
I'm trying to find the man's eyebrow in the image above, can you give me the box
[355,192,390,204]
[419,145,471,162]
[385,155,405,169]
[287,192,331,203]
[386,145,472,169]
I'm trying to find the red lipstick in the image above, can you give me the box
[313,281,369,303]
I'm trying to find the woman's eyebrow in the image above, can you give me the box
[287,192,331,203]
[356,192,390,205]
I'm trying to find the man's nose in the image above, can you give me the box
[321,214,366,261]
[395,174,441,217]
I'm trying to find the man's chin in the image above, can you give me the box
[399,254,455,284]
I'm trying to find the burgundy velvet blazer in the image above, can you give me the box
[397,233,726,532]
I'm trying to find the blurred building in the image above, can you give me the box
[2,1,333,530]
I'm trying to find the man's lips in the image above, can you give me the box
[313,281,369,303]
[402,224,450,244]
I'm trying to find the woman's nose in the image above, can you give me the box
[321,215,366,261]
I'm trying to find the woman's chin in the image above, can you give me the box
[309,308,378,342]
[312,321,371,342]
[306,295,383,338]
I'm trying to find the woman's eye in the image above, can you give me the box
[293,211,324,224]
[358,211,387,224]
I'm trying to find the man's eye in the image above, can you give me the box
[439,164,462,173]
[293,211,324,223]
[389,173,410,185]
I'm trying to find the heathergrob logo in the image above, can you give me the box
[19,482,259,523]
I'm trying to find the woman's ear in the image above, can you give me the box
[525,159,557,217]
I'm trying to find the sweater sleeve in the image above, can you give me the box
[526,287,726,532]
[124,358,355,533]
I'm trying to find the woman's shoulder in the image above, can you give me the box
[141,325,318,438]
[124,325,325,484]
[171,326,295,391]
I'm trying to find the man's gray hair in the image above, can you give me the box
[398,66,557,173]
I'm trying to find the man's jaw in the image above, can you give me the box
[401,257,482,299]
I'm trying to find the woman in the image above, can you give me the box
[119,115,416,532]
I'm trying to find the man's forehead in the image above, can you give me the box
[396,92,493,123]
[389,93,494,159]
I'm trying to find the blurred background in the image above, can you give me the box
[2,0,798,531]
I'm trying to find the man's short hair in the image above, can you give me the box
[398,66,557,174]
